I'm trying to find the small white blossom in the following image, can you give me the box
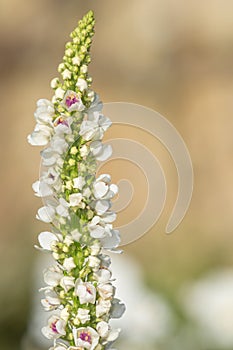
[75,279,96,304]
[43,265,63,287]
[90,141,112,161]
[63,257,76,272]
[79,112,111,141]
[69,193,83,207]
[50,78,60,89]
[55,87,65,99]
[76,308,90,324]
[38,231,59,251]
[97,283,114,300]
[72,56,81,66]
[42,315,66,340]
[71,229,82,242]
[60,307,70,322]
[80,144,89,157]
[94,269,112,284]
[60,276,75,292]
[80,64,88,74]
[96,298,112,317]
[65,48,73,57]
[97,321,120,343]
[73,327,99,350]
[62,69,72,80]
[73,176,85,190]
[32,180,53,197]
[88,256,101,270]
[41,290,61,311]
[76,78,88,92]
[36,206,55,223]
[56,198,70,217]
[63,90,85,112]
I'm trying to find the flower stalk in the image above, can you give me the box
[28,10,125,350]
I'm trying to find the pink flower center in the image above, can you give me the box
[51,321,58,334]
[65,94,79,108]
[86,287,93,295]
[79,331,91,343]
[54,117,69,127]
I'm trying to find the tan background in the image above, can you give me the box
[1,0,233,349]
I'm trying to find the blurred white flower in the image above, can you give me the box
[181,269,233,348]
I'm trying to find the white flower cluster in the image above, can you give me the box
[27,10,125,350]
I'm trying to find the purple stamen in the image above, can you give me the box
[66,95,79,108]
[56,117,69,127]
[79,331,91,343]
[51,322,58,334]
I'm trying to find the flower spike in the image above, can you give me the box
[28,10,125,350]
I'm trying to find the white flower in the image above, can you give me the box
[76,78,88,92]
[27,125,53,146]
[100,229,121,250]
[88,256,101,270]
[76,308,90,324]
[93,174,118,200]
[97,321,120,343]
[63,235,74,246]
[97,283,114,300]
[80,65,88,74]
[73,327,99,350]
[73,176,85,190]
[88,216,106,239]
[50,77,59,89]
[72,56,81,66]
[182,269,233,348]
[63,257,76,272]
[32,180,53,197]
[110,298,126,319]
[50,135,69,154]
[56,198,70,217]
[27,99,54,146]
[36,206,55,223]
[79,112,111,141]
[55,87,65,99]
[63,90,85,112]
[69,193,83,207]
[80,145,89,157]
[60,307,70,322]
[62,69,72,80]
[90,242,101,256]
[41,147,62,167]
[87,93,103,119]
[74,279,96,304]
[94,269,112,284]
[41,290,61,311]
[96,298,112,318]
[60,276,75,292]
[71,228,82,242]
[54,116,72,135]
[90,141,112,161]
[42,315,66,340]
[65,48,73,57]
[38,231,59,251]
[43,265,63,287]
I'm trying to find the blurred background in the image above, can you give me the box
[1,0,233,349]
